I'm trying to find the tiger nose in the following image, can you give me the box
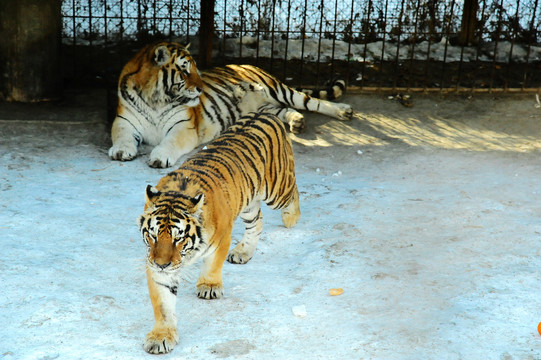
[155,261,171,270]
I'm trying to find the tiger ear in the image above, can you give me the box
[190,193,204,212]
[154,45,171,66]
[146,185,161,203]
[185,43,191,50]
[190,193,203,205]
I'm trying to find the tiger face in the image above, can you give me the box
[150,43,203,107]
[139,186,206,272]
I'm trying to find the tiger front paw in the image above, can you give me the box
[336,103,353,121]
[143,326,179,354]
[148,146,178,168]
[108,143,137,161]
[196,283,224,300]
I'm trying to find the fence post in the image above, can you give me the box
[199,0,215,68]
[459,0,478,45]
[0,0,62,102]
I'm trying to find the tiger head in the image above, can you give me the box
[121,42,204,109]
[138,185,206,273]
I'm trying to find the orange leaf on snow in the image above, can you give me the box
[329,288,344,296]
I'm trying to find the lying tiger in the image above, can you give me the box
[139,112,300,354]
[109,41,352,168]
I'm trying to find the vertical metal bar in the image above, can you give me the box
[70,0,76,45]
[299,0,308,86]
[88,0,93,82]
[120,0,124,42]
[471,0,487,90]
[119,0,126,71]
[71,0,76,46]
[168,0,172,41]
[522,0,539,89]
[103,0,109,88]
[270,1,276,73]
[423,20,432,90]
[137,0,141,37]
[71,0,77,79]
[407,0,421,90]
[283,0,291,82]
[88,0,93,45]
[239,0,244,62]
[439,0,456,90]
[316,0,325,86]
[255,0,261,67]
[456,3,468,90]
[153,0,156,35]
[379,0,389,89]
[393,0,405,89]
[330,0,339,78]
[346,0,355,88]
[104,0,108,43]
[223,0,227,62]
[489,0,505,91]
[186,0,190,44]
[505,0,521,90]
[360,0,372,90]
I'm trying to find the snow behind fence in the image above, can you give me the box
[60,0,541,89]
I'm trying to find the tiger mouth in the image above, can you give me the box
[147,260,183,273]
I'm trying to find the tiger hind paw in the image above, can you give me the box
[335,103,353,121]
[196,283,224,300]
[227,245,255,264]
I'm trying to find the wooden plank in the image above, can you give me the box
[199,0,216,69]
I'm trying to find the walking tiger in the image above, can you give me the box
[138,112,300,354]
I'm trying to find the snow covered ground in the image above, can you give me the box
[222,37,541,63]
[1,91,541,359]
[66,35,541,65]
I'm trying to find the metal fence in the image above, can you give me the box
[61,0,541,91]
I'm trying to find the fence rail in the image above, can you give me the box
[61,0,541,91]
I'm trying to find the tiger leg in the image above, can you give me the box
[258,104,305,134]
[281,184,301,228]
[196,231,232,299]
[276,89,353,121]
[148,123,200,168]
[227,201,263,264]
[143,268,179,354]
[109,116,141,161]
[310,98,353,121]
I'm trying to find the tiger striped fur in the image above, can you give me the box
[109,41,352,168]
[138,112,300,354]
